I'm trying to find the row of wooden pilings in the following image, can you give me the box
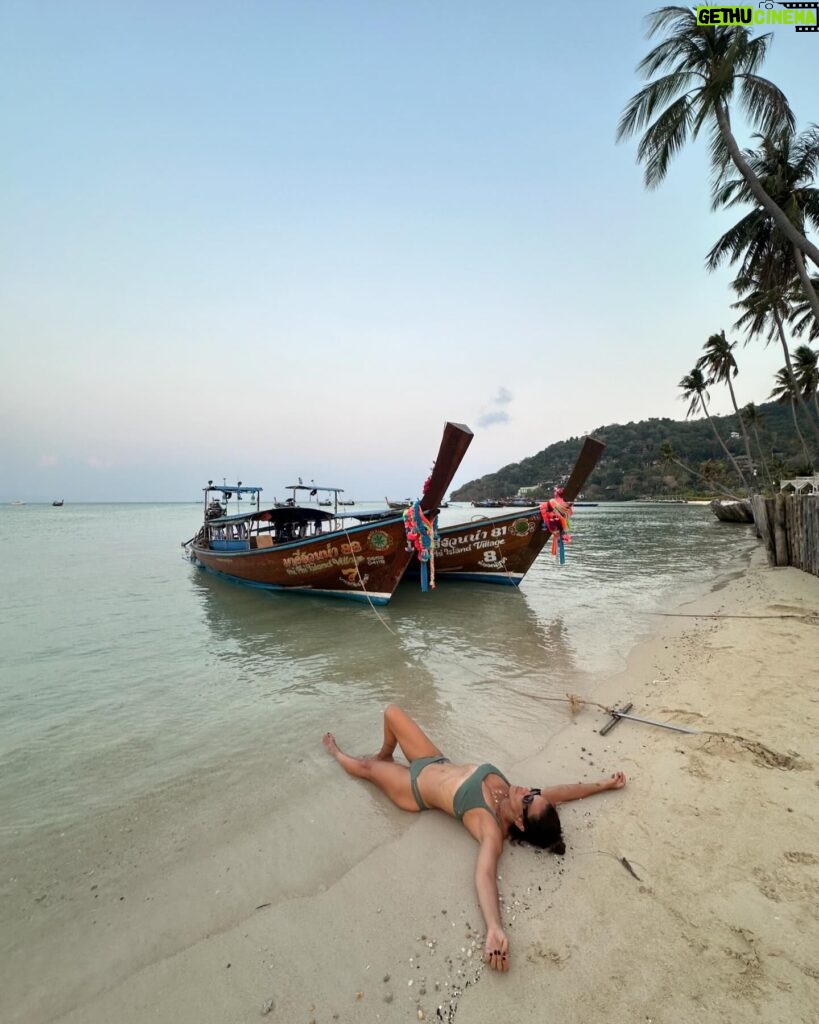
[751,493,819,577]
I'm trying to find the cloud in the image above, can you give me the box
[476,386,513,428]
[38,454,58,467]
[477,410,510,428]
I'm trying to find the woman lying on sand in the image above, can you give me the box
[323,704,626,972]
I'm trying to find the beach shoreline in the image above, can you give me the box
[3,546,818,1024]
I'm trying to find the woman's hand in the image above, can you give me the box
[606,771,627,790]
[484,926,509,972]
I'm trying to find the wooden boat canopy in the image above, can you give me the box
[204,484,263,495]
[208,506,335,527]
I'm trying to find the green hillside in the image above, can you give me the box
[451,402,816,502]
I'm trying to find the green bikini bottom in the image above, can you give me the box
[408,755,450,810]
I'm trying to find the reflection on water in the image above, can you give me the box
[0,502,756,832]
[190,568,576,762]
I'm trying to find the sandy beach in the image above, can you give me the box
[3,546,818,1024]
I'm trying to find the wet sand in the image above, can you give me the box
[3,548,818,1024]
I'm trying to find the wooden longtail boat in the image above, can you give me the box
[183,422,473,604]
[408,437,605,587]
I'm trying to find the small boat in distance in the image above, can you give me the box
[52,499,64,507]
[183,422,473,604]
[386,496,447,511]
[284,482,346,513]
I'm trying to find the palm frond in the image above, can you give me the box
[769,366,796,402]
[636,93,695,187]
[707,116,734,187]
[738,74,794,136]
[616,72,697,140]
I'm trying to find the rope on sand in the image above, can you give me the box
[653,612,818,623]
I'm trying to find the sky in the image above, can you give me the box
[2,1,817,502]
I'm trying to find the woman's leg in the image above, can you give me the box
[323,733,419,812]
[377,704,443,762]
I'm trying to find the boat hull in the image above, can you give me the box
[709,499,755,524]
[191,517,413,603]
[407,508,552,586]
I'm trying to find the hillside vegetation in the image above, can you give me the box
[451,401,813,502]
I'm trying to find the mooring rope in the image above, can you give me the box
[340,522,401,638]
[654,612,817,623]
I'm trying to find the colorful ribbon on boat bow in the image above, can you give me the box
[539,487,573,565]
[403,501,439,592]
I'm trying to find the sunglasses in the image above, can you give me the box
[522,787,541,822]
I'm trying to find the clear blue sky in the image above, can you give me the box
[2,1,817,501]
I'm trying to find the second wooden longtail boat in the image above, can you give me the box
[408,436,605,587]
[183,421,473,604]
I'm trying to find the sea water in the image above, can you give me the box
[0,501,756,838]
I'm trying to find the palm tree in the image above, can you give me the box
[732,273,819,445]
[769,366,814,469]
[791,274,819,342]
[659,442,742,499]
[768,450,787,489]
[741,401,774,491]
[695,330,757,490]
[617,7,819,272]
[707,127,819,329]
[678,366,750,490]
[792,344,819,418]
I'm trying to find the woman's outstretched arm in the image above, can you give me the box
[542,771,626,805]
[473,830,509,972]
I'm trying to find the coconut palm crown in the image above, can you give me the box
[618,7,819,269]
[706,126,819,324]
[679,364,751,489]
[696,330,757,487]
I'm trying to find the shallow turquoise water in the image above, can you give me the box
[0,501,756,834]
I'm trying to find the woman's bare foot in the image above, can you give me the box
[373,747,394,762]
[322,732,340,758]
[323,733,378,780]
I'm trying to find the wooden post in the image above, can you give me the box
[752,495,775,566]
[774,493,789,567]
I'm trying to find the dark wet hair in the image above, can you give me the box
[508,802,565,854]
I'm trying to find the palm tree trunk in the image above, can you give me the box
[773,309,819,447]
[664,454,742,500]
[699,397,751,492]
[789,400,813,468]
[725,377,757,492]
[751,424,774,492]
[715,103,819,277]
[791,245,819,344]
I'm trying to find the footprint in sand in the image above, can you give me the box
[683,754,712,779]
[699,733,810,771]
[784,851,819,865]
[721,925,765,998]
[752,865,819,903]
[525,942,571,968]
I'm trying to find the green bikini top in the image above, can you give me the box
[452,763,510,821]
